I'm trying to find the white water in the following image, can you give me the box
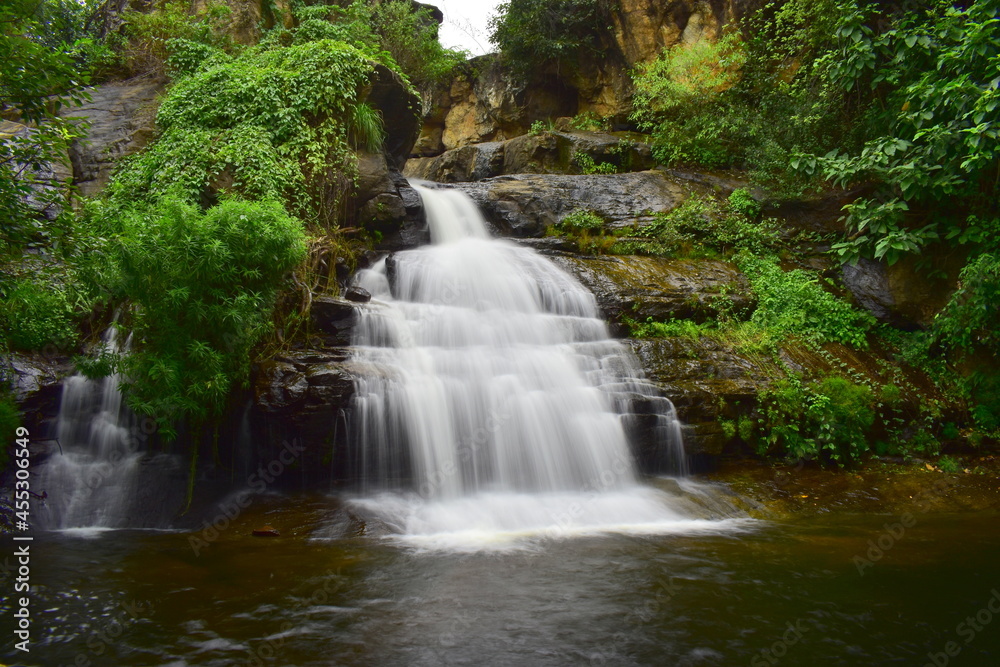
[34,328,165,530]
[346,184,741,550]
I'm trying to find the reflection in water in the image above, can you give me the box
[5,503,1000,666]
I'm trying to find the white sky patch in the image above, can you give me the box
[420,0,504,56]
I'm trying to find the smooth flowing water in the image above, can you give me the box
[346,184,697,549]
[34,327,182,530]
[4,493,999,666]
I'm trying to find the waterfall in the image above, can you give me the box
[34,327,181,531]
[344,184,721,550]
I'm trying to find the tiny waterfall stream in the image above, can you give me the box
[344,184,734,549]
[35,328,182,531]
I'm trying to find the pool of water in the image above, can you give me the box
[3,485,1000,666]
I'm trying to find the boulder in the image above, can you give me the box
[841,254,966,329]
[4,352,74,434]
[550,254,753,331]
[451,170,699,237]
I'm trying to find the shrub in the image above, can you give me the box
[615,196,782,259]
[0,277,77,351]
[120,0,236,78]
[758,374,875,464]
[558,209,604,233]
[738,253,875,349]
[102,38,389,227]
[574,152,617,175]
[814,1,1000,265]
[489,0,607,77]
[81,196,306,437]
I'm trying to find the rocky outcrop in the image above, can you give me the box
[629,337,763,458]
[60,78,163,198]
[841,254,966,330]
[448,170,702,237]
[404,130,655,182]
[2,353,73,434]
[355,150,427,250]
[550,254,753,332]
[414,0,748,154]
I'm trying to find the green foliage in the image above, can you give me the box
[529,119,550,136]
[81,196,305,437]
[489,0,607,77]
[612,196,782,259]
[568,111,607,132]
[937,455,962,473]
[631,0,849,192]
[728,188,761,218]
[557,209,604,233]
[933,252,1000,356]
[550,209,619,253]
[280,0,464,87]
[574,151,617,175]
[757,374,875,464]
[812,1,1000,264]
[0,391,19,469]
[0,277,77,351]
[631,33,747,168]
[738,253,875,348]
[0,1,90,253]
[119,0,237,78]
[103,38,383,226]
[369,0,467,86]
[624,316,710,341]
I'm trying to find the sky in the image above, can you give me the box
[420,0,503,56]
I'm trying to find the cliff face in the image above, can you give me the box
[414,0,750,155]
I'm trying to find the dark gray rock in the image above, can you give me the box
[403,131,654,183]
[450,170,697,237]
[344,285,371,303]
[60,79,163,198]
[310,297,359,346]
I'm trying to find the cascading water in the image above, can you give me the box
[34,327,181,531]
[345,184,739,549]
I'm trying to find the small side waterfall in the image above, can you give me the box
[345,185,724,549]
[35,328,180,530]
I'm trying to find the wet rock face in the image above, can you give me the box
[451,170,696,237]
[60,79,163,198]
[0,120,74,220]
[3,353,74,434]
[628,337,764,455]
[551,255,754,331]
